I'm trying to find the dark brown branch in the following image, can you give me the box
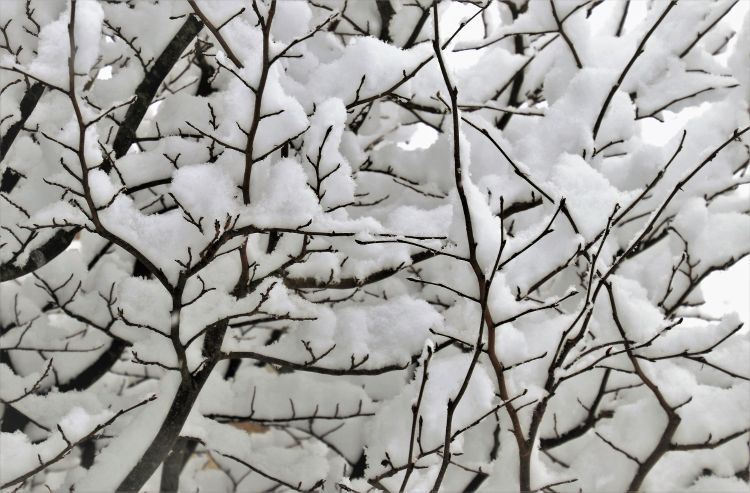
[0,15,205,283]
[592,0,678,141]
[285,250,437,289]
[400,346,433,492]
[217,451,324,492]
[404,5,430,49]
[549,0,582,68]
[430,5,527,490]
[679,0,740,58]
[222,350,411,376]
[671,429,749,451]
[540,369,612,449]
[0,229,77,282]
[636,85,738,121]
[462,117,553,202]
[242,0,276,204]
[187,0,243,68]
[615,0,630,37]
[606,281,681,491]
[1,396,156,489]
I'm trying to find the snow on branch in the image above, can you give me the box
[1,0,748,491]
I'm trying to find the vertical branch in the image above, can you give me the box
[232,238,251,297]
[496,1,526,130]
[64,3,170,288]
[430,4,528,490]
[376,0,395,42]
[399,346,433,493]
[242,0,277,205]
[237,0,276,300]
[67,0,98,226]
[615,0,631,37]
[430,3,485,488]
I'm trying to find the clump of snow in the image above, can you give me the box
[88,169,118,208]
[686,476,750,492]
[238,296,442,370]
[171,163,240,222]
[672,198,750,268]
[58,406,113,442]
[27,0,104,88]
[549,153,632,239]
[287,36,433,109]
[75,374,179,492]
[364,352,496,480]
[384,204,452,237]
[609,275,666,341]
[245,158,321,228]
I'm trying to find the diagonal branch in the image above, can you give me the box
[592,0,678,141]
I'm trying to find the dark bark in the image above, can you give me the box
[194,43,216,97]
[116,321,227,492]
[0,229,78,282]
[463,472,488,492]
[350,451,367,478]
[403,7,430,49]
[0,15,204,284]
[376,0,395,42]
[160,437,197,492]
[57,339,128,392]
[0,82,45,167]
[496,2,527,130]
[80,442,97,469]
[113,15,204,158]
[223,357,242,379]
[431,6,527,490]
[0,402,28,433]
[116,369,213,492]
[285,250,436,289]
[540,370,611,449]
[0,168,22,194]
